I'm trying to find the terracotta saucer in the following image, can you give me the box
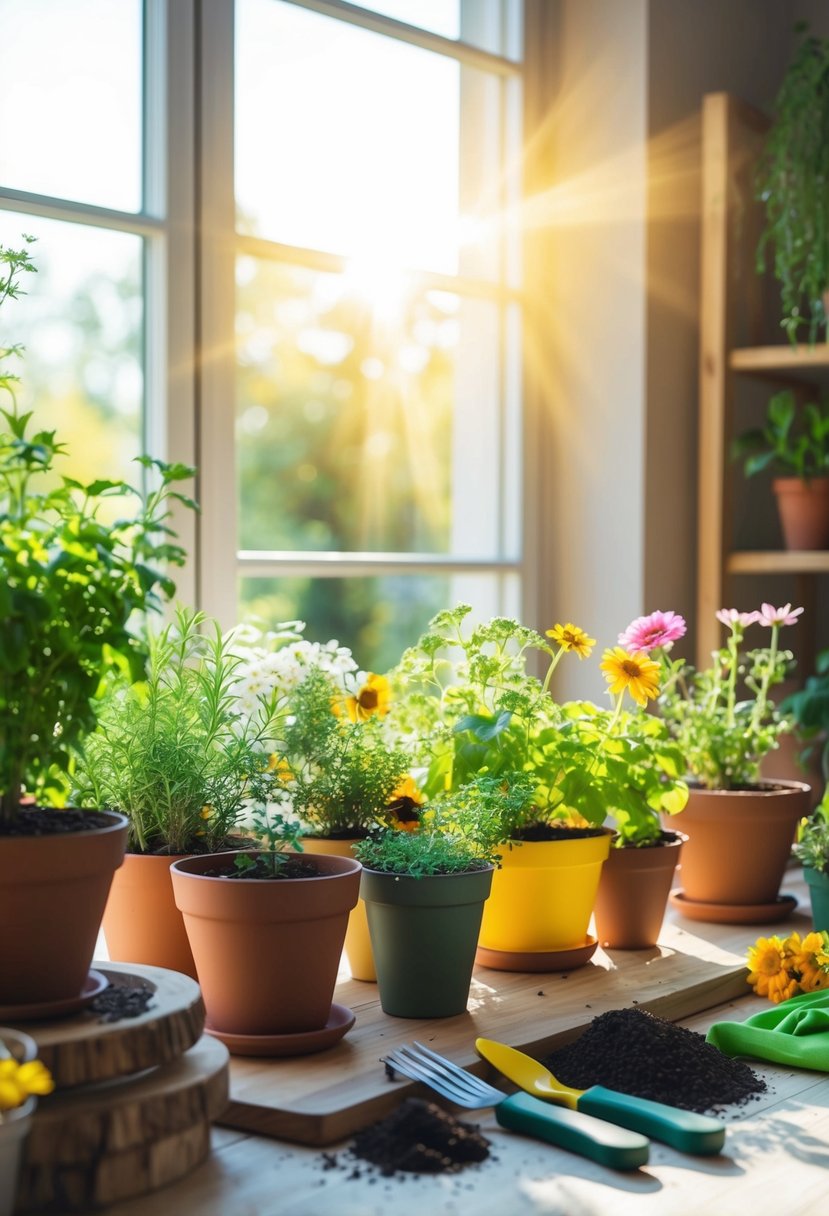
[475,936,599,973]
[0,969,110,1022]
[669,889,798,925]
[205,1003,356,1057]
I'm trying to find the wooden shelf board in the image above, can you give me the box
[727,550,829,574]
[730,345,829,385]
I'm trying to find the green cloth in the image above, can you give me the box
[706,989,829,1070]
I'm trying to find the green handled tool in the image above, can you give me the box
[476,1037,726,1156]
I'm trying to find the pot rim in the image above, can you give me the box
[0,808,128,841]
[361,863,495,880]
[170,849,362,883]
[686,779,811,798]
[612,829,688,849]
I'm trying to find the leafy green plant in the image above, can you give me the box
[72,607,284,854]
[756,27,829,345]
[232,808,307,879]
[274,667,409,837]
[733,389,829,481]
[0,240,195,826]
[794,798,829,876]
[780,649,829,781]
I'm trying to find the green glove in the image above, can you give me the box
[706,989,829,1070]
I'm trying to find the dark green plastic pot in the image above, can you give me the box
[804,865,829,932]
[360,866,494,1018]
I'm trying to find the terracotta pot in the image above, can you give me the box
[478,828,612,954]
[773,477,829,550]
[102,852,197,979]
[170,850,361,1036]
[299,836,376,981]
[593,832,686,949]
[803,865,829,932]
[361,866,493,1018]
[676,781,810,907]
[0,810,128,1005]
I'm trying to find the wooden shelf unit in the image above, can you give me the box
[697,92,827,669]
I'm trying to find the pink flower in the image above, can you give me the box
[618,610,687,653]
[758,603,804,628]
[716,608,760,628]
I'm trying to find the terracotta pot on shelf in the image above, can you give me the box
[772,476,829,550]
[0,810,128,1006]
[593,831,686,949]
[102,852,197,979]
[299,836,375,981]
[669,781,810,924]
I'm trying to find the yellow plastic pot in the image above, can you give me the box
[479,829,613,953]
[299,837,376,981]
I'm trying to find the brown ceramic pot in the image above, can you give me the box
[170,850,361,1036]
[102,852,197,979]
[773,477,829,550]
[676,781,810,907]
[299,836,375,981]
[0,810,128,1005]
[593,831,686,949]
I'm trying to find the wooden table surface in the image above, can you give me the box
[78,867,829,1216]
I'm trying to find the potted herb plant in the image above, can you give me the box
[733,389,829,550]
[654,604,811,923]
[353,777,508,1018]
[0,241,194,1008]
[793,797,829,932]
[270,665,410,981]
[72,606,287,978]
[170,810,361,1055]
[0,1029,53,1216]
[392,607,688,969]
[755,26,829,346]
[779,647,829,795]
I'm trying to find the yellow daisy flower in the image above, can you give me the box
[345,673,391,722]
[747,935,789,999]
[386,775,424,832]
[600,647,661,707]
[546,623,596,659]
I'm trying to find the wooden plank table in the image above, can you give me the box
[70,867,829,1216]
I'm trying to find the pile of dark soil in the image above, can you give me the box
[91,983,154,1023]
[542,1007,767,1113]
[349,1098,491,1175]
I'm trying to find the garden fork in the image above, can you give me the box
[382,1041,649,1170]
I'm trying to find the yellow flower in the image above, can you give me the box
[386,775,424,832]
[267,754,293,781]
[200,805,212,820]
[789,931,829,993]
[747,935,796,1002]
[344,673,391,722]
[0,1058,54,1111]
[600,647,661,707]
[546,623,596,659]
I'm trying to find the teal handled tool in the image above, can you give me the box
[476,1037,726,1156]
[384,1041,650,1171]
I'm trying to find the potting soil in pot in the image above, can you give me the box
[349,1098,491,1175]
[541,1008,767,1113]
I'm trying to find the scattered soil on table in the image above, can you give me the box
[348,1098,491,1176]
[541,1007,767,1113]
[91,983,154,1023]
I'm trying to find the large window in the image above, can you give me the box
[0,0,524,670]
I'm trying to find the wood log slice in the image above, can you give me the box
[16,1034,229,1212]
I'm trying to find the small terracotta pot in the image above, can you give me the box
[773,477,829,550]
[170,850,360,1036]
[299,836,376,981]
[593,832,686,949]
[102,852,197,978]
[0,810,128,1005]
[677,781,810,907]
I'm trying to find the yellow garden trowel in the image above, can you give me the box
[475,1037,726,1156]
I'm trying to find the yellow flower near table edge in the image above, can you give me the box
[747,930,829,1003]
[0,1057,54,1113]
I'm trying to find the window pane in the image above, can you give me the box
[0,0,142,212]
[239,572,518,672]
[237,259,508,557]
[0,214,144,490]
[236,0,505,278]
[353,0,522,59]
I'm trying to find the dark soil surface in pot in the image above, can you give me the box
[0,808,115,837]
[91,982,154,1023]
[345,1098,490,1175]
[200,855,322,880]
[512,823,607,842]
[541,1008,766,1113]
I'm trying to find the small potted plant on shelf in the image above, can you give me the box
[169,807,361,1055]
[353,775,509,1018]
[0,1029,54,1216]
[793,797,829,932]
[392,606,689,970]
[653,603,810,923]
[72,606,288,978]
[732,388,829,550]
[755,25,829,345]
[0,239,194,1009]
